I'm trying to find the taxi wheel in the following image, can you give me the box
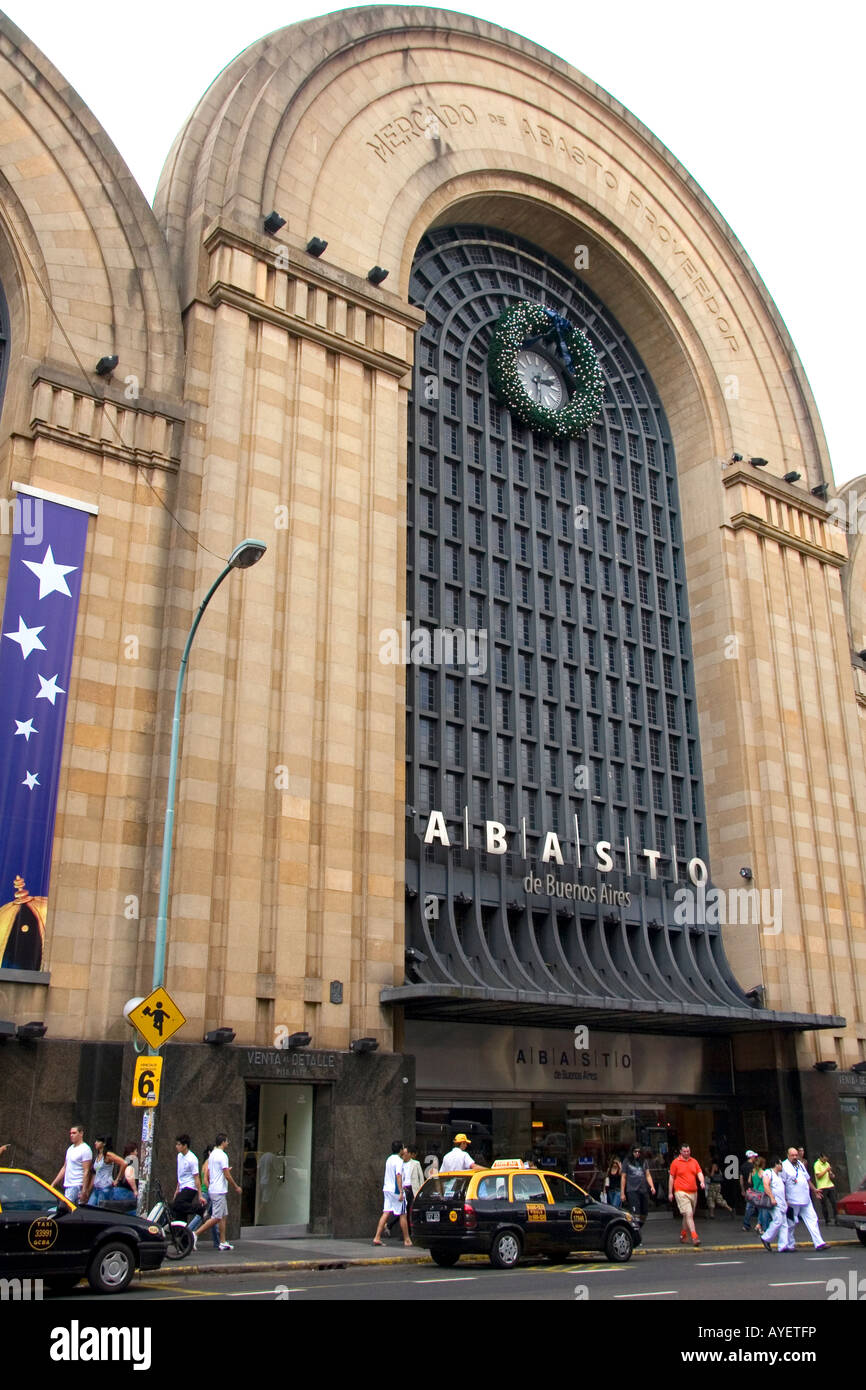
[87,1240,136,1293]
[489,1229,522,1270]
[430,1246,461,1267]
[604,1225,634,1263]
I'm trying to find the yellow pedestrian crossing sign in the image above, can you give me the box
[132,1055,164,1107]
[128,986,186,1049]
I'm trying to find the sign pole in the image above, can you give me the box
[133,539,266,1215]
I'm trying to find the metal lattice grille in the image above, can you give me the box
[406,226,705,875]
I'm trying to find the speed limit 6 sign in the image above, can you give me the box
[132,1055,164,1107]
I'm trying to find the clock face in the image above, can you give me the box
[515,349,565,410]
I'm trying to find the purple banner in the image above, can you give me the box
[0,494,91,970]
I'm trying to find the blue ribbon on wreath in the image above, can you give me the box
[523,307,575,375]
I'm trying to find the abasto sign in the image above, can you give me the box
[420,809,711,908]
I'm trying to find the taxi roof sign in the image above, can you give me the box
[127,986,186,1049]
[491,1159,527,1169]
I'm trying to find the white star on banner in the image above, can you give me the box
[36,673,65,705]
[22,770,40,790]
[22,545,77,600]
[4,617,47,659]
[14,719,38,741]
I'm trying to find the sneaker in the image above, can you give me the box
[218,1241,234,1251]
[814,1243,829,1251]
[680,1230,688,1243]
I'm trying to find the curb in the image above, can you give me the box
[142,1236,857,1279]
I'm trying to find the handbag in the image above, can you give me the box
[753,1190,773,1209]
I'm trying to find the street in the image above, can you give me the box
[43,1242,866,1301]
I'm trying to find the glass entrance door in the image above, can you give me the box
[243,1083,312,1233]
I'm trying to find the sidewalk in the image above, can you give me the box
[145,1210,858,1279]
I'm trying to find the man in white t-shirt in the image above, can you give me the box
[195,1132,242,1250]
[173,1133,202,1223]
[51,1124,93,1204]
[373,1141,411,1246]
[441,1133,482,1172]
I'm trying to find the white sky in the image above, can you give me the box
[5,1,862,483]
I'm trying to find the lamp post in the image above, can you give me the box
[137,539,267,1214]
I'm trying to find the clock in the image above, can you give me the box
[487,301,603,439]
[515,349,565,410]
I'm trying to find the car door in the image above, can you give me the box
[0,1171,84,1278]
[540,1172,602,1251]
[510,1172,553,1255]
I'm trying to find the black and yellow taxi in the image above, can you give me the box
[411,1160,640,1269]
[0,1168,166,1293]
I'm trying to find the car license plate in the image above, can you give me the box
[426,1210,440,1223]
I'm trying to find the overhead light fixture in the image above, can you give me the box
[739,867,753,881]
[349,1036,379,1054]
[857,650,866,662]
[783,471,801,483]
[851,1061,866,1074]
[95,355,118,377]
[17,1021,46,1041]
[286,1031,312,1049]
[811,483,829,500]
[263,211,286,236]
[203,1027,236,1045]
[813,1060,837,1072]
[745,985,765,1006]
[749,457,769,468]
[405,946,427,966]
[367,266,389,285]
[306,237,328,257]
[730,453,743,464]
[228,538,267,570]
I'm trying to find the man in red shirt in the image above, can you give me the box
[668,1143,706,1246]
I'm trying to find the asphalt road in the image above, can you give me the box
[47,1244,866,1302]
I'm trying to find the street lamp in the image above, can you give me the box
[137,539,266,1212]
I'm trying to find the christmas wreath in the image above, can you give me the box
[487,302,603,438]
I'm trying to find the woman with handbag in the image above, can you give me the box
[751,1156,772,1233]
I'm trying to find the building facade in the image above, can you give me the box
[0,7,864,1234]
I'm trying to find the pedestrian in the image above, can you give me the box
[110,1142,139,1211]
[0,1143,8,1160]
[194,1132,242,1250]
[402,1144,425,1214]
[706,1155,734,1218]
[373,1140,411,1247]
[740,1149,759,1231]
[620,1144,655,1225]
[782,1146,828,1251]
[51,1123,92,1205]
[759,1157,790,1253]
[813,1152,838,1224]
[441,1132,482,1172]
[87,1136,127,1206]
[604,1157,623,1207]
[173,1133,203,1223]
[668,1142,705,1247]
[750,1156,772,1234]
[188,1145,220,1249]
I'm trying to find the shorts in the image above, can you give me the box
[64,1186,83,1204]
[675,1189,697,1215]
[209,1193,228,1220]
[382,1192,405,1216]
